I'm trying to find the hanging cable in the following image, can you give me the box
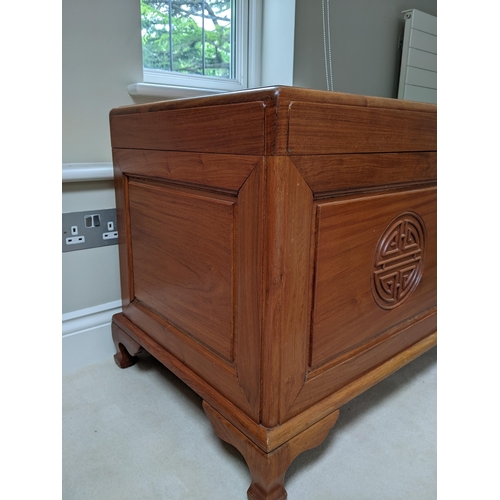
[322,0,334,91]
[326,0,333,90]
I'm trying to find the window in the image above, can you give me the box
[140,0,254,94]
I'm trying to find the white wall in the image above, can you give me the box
[62,0,160,372]
[261,0,296,86]
[62,0,156,163]
[62,181,120,312]
[62,0,152,316]
[293,0,437,98]
[61,176,122,372]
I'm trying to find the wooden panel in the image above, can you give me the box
[260,157,313,426]
[128,180,235,361]
[287,102,436,154]
[110,101,266,155]
[236,162,265,412]
[113,160,134,306]
[285,310,436,421]
[291,152,436,196]
[310,187,436,369]
[113,149,260,193]
[115,308,257,420]
[279,160,314,421]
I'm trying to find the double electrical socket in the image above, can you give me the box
[62,209,118,252]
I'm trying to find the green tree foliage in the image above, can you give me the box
[141,0,233,78]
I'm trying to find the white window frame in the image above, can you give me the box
[129,0,262,99]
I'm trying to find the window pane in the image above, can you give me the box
[204,1,232,78]
[172,1,203,75]
[141,1,234,79]
[141,1,172,70]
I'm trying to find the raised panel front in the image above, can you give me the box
[310,187,436,369]
[128,180,235,362]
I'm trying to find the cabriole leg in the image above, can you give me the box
[203,402,339,500]
[112,319,143,369]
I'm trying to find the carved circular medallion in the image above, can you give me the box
[371,212,426,310]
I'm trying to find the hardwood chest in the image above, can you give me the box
[109,86,437,499]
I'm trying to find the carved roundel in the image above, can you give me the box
[371,212,426,310]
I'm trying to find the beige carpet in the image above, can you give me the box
[63,346,437,500]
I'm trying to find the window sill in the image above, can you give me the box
[127,83,227,100]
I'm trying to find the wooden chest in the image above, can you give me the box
[109,86,437,500]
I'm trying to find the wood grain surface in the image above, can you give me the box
[287,101,436,154]
[113,149,260,193]
[310,187,437,369]
[113,160,134,306]
[110,86,437,498]
[204,401,340,500]
[236,162,265,412]
[291,152,436,196]
[128,180,236,361]
[110,101,266,155]
[260,157,314,427]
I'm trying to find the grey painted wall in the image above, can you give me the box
[293,0,437,98]
[62,0,160,314]
[62,0,156,163]
[62,181,121,313]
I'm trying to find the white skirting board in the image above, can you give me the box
[62,301,122,373]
